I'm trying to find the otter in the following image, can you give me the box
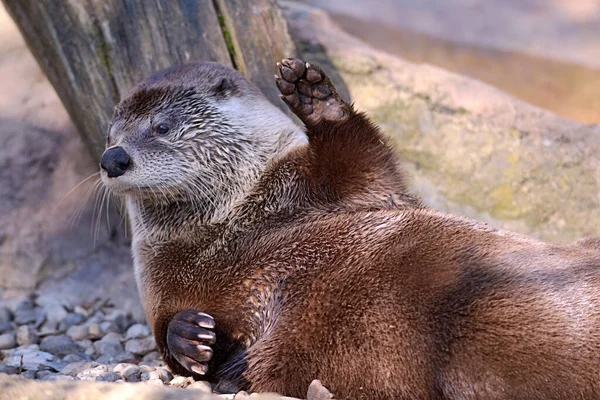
[100,58,600,399]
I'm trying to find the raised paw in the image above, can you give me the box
[166,309,216,376]
[275,58,349,127]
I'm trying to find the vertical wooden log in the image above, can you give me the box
[2,0,297,158]
[215,0,297,107]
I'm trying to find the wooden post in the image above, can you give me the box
[2,0,297,158]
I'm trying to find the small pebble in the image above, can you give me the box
[142,351,160,362]
[36,370,53,380]
[187,380,213,392]
[88,323,102,338]
[73,306,88,317]
[0,365,18,375]
[126,324,150,339]
[59,313,85,331]
[16,325,39,346]
[0,322,14,334]
[121,365,142,382]
[100,320,119,334]
[169,375,195,388]
[76,364,108,380]
[113,352,137,363]
[60,361,90,376]
[125,336,156,356]
[0,306,12,323]
[0,332,16,350]
[63,353,87,363]
[113,362,137,374]
[233,391,250,399]
[96,371,121,382]
[20,370,37,380]
[40,335,80,357]
[94,340,124,358]
[66,324,88,341]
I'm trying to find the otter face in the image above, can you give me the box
[100,62,304,207]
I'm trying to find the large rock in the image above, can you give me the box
[0,4,140,317]
[283,2,600,242]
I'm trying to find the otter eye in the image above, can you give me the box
[155,122,171,136]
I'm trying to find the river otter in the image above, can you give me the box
[100,58,600,399]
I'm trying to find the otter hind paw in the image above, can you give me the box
[276,58,349,126]
[166,309,215,376]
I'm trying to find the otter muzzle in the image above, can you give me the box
[100,147,131,178]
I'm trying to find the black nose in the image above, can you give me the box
[100,147,131,178]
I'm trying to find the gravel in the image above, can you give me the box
[0,296,240,396]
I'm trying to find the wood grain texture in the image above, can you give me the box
[2,0,296,158]
[216,0,297,108]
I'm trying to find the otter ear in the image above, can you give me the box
[211,77,239,98]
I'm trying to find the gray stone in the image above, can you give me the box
[0,322,14,334]
[93,339,124,357]
[100,320,119,334]
[96,371,121,382]
[16,325,39,346]
[36,370,53,380]
[113,352,137,363]
[0,332,16,349]
[0,364,18,375]
[20,369,37,380]
[0,306,12,323]
[63,353,86,363]
[76,364,109,381]
[142,368,172,383]
[101,331,124,343]
[43,302,68,330]
[60,361,90,376]
[112,363,137,375]
[39,335,80,357]
[124,336,156,356]
[58,312,85,331]
[125,324,150,339]
[142,351,160,362]
[66,324,88,341]
[121,365,142,382]
[5,349,56,371]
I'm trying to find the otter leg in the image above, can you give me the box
[276,58,421,208]
[165,309,216,375]
[276,58,350,127]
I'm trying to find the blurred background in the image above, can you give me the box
[302,0,600,124]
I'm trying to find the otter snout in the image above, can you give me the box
[100,147,131,178]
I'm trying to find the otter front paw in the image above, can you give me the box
[167,309,215,375]
[275,58,349,127]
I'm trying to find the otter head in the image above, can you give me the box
[100,62,305,220]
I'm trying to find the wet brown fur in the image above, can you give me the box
[110,62,600,399]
